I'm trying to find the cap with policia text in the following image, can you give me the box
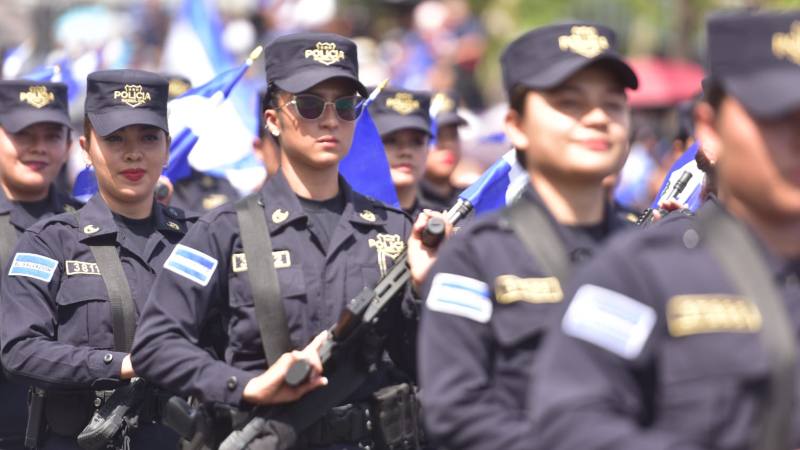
[85,69,169,137]
[707,10,800,119]
[264,32,368,99]
[431,91,467,127]
[501,23,638,96]
[0,81,71,133]
[369,87,432,137]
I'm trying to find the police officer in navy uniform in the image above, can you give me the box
[161,74,242,215]
[419,91,467,212]
[529,10,800,450]
[418,23,638,450]
[369,87,434,219]
[131,32,441,449]
[0,70,191,449]
[0,80,80,450]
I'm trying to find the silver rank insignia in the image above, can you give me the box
[272,209,289,224]
[83,224,100,235]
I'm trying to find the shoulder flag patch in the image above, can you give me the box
[426,272,493,323]
[562,284,656,360]
[9,252,58,283]
[164,244,218,287]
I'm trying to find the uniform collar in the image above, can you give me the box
[259,170,387,233]
[0,186,77,230]
[521,183,627,234]
[76,194,186,242]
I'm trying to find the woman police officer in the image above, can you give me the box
[417,22,638,450]
[0,80,80,450]
[0,70,190,449]
[131,32,441,449]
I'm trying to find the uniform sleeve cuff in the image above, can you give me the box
[203,362,257,406]
[88,350,127,381]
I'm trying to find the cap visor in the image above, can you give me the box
[520,54,639,91]
[722,69,800,120]
[437,112,467,127]
[274,69,368,98]
[373,115,432,137]
[0,110,71,133]
[88,110,168,137]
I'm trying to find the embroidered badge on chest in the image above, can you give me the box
[666,294,762,337]
[66,260,101,276]
[368,233,404,276]
[231,251,292,273]
[495,275,563,304]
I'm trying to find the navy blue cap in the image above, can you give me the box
[368,87,432,137]
[0,81,70,133]
[501,23,638,96]
[85,69,169,137]
[265,32,368,99]
[707,10,800,119]
[431,92,466,127]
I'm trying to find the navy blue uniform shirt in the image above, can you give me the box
[0,194,192,390]
[170,169,240,215]
[131,170,416,407]
[418,185,633,450]
[529,203,800,450]
[0,188,79,450]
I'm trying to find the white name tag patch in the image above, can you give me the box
[562,284,656,360]
[8,253,58,283]
[426,273,493,323]
[164,244,218,287]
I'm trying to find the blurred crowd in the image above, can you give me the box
[0,0,706,211]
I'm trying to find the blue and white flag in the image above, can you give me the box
[72,48,262,201]
[458,149,529,215]
[21,58,82,103]
[161,0,234,87]
[649,141,705,212]
[340,81,400,207]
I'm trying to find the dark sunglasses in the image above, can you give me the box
[278,94,364,121]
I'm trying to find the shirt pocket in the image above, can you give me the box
[228,265,307,352]
[658,333,769,444]
[54,277,113,349]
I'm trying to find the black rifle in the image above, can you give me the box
[219,209,467,450]
[77,378,149,450]
[636,171,693,226]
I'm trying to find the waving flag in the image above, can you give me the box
[649,141,705,212]
[161,0,234,87]
[72,47,262,202]
[21,58,82,103]
[339,80,400,207]
[456,149,529,216]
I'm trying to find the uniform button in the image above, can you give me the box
[103,353,114,364]
[570,248,592,263]
[226,376,238,391]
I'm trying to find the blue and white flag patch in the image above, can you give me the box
[8,253,58,283]
[562,284,656,360]
[164,244,218,287]
[426,273,493,323]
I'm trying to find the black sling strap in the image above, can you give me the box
[89,243,136,352]
[503,196,570,286]
[235,195,291,365]
[0,213,17,270]
[697,202,796,450]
